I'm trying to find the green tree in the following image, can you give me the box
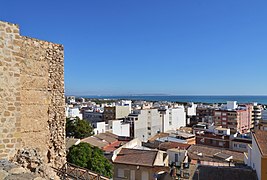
[66,117,94,138]
[67,142,113,178]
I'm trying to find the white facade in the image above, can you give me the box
[187,102,197,116]
[109,120,130,137]
[227,101,238,110]
[67,107,83,119]
[93,122,106,135]
[246,134,262,180]
[214,127,230,135]
[167,148,187,166]
[129,109,162,142]
[161,106,186,132]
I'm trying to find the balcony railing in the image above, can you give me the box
[53,162,110,180]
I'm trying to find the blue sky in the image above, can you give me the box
[1,0,267,95]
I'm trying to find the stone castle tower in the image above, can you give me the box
[0,20,66,171]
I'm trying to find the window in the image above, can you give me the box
[175,154,179,162]
[117,168,124,178]
[130,170,135,180]
[234,144,237,148]
[239,144,247,149]
[141,171,149,180]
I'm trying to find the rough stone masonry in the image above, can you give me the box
[0,20,66,175]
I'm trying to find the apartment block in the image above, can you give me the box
[159,106,186,132]
[128,109,162,142]
[214,102,252,134]
[196,106,215,124]
[252,103,263,129]
[195,127,230,148]
[103,106,130,123]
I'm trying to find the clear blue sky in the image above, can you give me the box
[1,1,267,95]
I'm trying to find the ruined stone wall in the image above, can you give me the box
[0,21,21,160]
[0,20,66,170]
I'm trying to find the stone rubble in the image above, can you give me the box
[0,160,47,180]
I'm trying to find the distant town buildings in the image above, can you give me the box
[65,97,266,179]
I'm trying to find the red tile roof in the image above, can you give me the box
[188,145,244,163]
[114,148,158,167]
[102,141,127,152]
[254,130,267,156]
[158,142,191,151]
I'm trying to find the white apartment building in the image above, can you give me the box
[128,109,162,142]
[159,106,186,132]
[93,122,106,135]
[187,102,197,116]
[66,107,83,119]
[107,119,130,137]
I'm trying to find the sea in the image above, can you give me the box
[83,95,267,105]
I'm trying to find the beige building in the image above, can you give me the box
[113,148,169,180]
[245,130,267,180]
[103,106,130,123]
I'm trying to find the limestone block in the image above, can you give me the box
[0,170,8,179]
[8,167,26,174]
[21,75,48,90]
[33,177,46,180]
[21,90,50,105]
[20,60,48,77]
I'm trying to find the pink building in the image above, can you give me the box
[214,104,253,134]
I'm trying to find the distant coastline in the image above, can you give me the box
[80,95,267,105]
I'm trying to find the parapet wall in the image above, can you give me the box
[0,20,66,169]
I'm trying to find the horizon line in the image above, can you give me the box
[65,94,267,97]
